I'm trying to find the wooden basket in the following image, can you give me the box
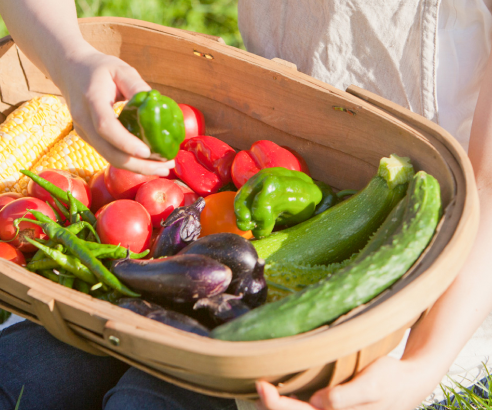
[0,17,479,400]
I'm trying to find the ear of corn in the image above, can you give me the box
[25,130,109,186]
[10,100,128,194]
[0,95,72,193]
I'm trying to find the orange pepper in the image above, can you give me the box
[200,191,253,239]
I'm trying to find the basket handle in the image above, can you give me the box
[27,289,105,356]
[271,58,298,71]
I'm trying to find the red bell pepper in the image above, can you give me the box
[281,146,310,176]
[231,140,309,188]
[174,136,236,196]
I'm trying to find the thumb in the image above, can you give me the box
[309,371,383,409]
[113,64,151,99]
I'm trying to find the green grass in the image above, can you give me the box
[0,0,243,48]
[421,370,492,410]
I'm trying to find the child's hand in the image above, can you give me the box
[55,47,175,176]
[256,356,437,410]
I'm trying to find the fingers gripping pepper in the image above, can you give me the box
[234,168,323,239]
[118,90,185,160]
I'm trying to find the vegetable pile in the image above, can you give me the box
[0,92,443,341]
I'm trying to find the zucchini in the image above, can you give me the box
[264,192,409,302]
[212,171,441,341]
[252,154,414,265]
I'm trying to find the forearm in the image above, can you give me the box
[402,50,492,384]
[0,0,91,84]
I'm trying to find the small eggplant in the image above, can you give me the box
[233,258,268,308]
[111,254,232,303]
[117,298,209,337]
[147,310,210,337]
[116,298,160,316]
[151,197,205,258]
[178,233,268,307]
[194,294,250,325]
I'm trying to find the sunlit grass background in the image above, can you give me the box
[0,0,244,48]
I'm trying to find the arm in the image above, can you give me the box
[0,0,174,176]
[257,47,492,410]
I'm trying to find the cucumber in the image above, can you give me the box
[252,154,414,265]
[265,256,356,302]
[212,171,441,341]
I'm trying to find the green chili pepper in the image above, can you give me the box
[67,191,80,225]
[313,181,339,216]
[29,221,98,262]
[26,210,100,244]
[336,189,358,199]
[95,290,122,303]
[67,221,100,244]
[74,279,90,294]
[57,269,75,289]
[27,258,60,272]
[118,90,185,160]
[18,216,139,297]
[52,196,70,220]
[46,201,63,224]
[83,242,149,259]
[38,269,59,283]
[20,169,96,225]
[25,238,98,285]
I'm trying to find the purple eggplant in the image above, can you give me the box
[147,310,209,336]
[233,259,268,308]
[117,298,209,336]
[111,254,232,303]
[194,294,250,325]
[177,233,268,307]
[151,197,205,258]
[117,298,160,316]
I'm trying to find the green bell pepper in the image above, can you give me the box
[234,167,323,239]
[119,90,185,160]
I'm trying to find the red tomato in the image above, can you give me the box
[0,197,56,252]
[0,193,23,211]
[96,200,152,253]
[135,179,184,226]
[89,169,115,213]
[27,169,92,217]
[104,165,158,200]
[173,180,199,206]
[94,203,109,219]
[0,242,26,266]
[178,104,206,141]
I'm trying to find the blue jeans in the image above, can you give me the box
[0,320,237,410]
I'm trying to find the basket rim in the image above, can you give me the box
[0,17,479,368]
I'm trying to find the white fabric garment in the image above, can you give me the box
[235,0,492,407]
[437,0,492,151]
